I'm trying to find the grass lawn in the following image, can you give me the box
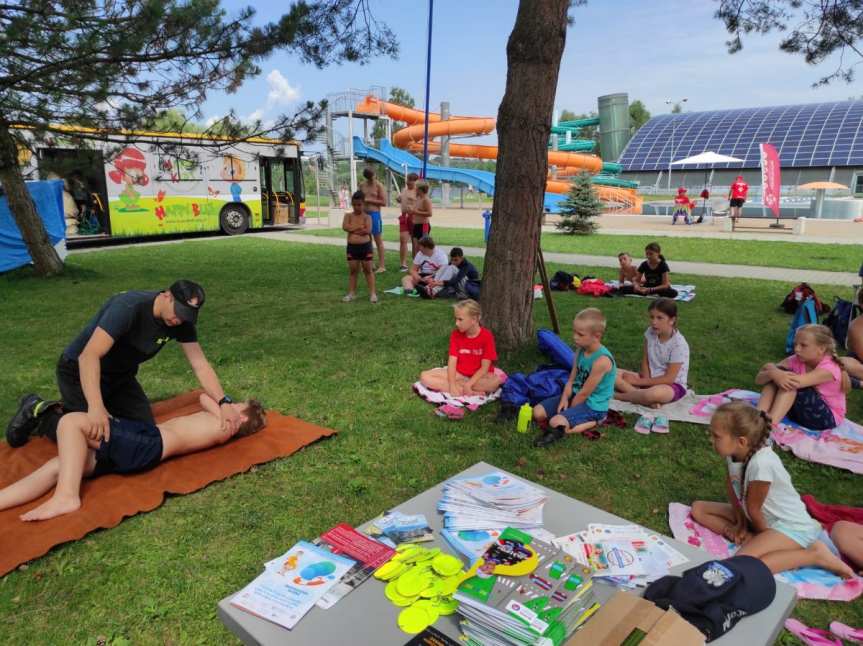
[1,238,861,644]
[304,225,859,273]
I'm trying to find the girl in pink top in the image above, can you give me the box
[756,324,849,430]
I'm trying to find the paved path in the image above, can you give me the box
[257,232,859,286]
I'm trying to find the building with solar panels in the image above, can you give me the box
[618,100,863,198]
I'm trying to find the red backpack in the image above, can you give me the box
[781,283,828,315]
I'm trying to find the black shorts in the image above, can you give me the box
[93,417,163,476]
[729,198,745,208]
[412,222,431,239]
[346,241,373,262]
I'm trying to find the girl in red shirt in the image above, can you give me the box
[419,299,504,396]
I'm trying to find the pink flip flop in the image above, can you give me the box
[784,619,842,646]
[830,621,863,644]
[435,404,465,420]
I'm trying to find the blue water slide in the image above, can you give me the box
[352,137,564,212]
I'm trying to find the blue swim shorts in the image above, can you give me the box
[93,417,164,476]
[369,211,382,236]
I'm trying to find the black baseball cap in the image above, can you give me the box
[169,280,205,325]
[643,555,776,642]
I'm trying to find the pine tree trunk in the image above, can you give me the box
[0,121,64,276]
[481,0,569,350]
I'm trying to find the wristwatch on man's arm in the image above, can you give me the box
[218,395,234,406]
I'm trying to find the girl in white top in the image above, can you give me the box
[614,298,690,407]
[692,401,853,577]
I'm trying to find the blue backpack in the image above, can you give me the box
[786,297,819,354]
[537,328,575,370]
[500,367,570,407]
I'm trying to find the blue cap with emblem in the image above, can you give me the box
[643,555,776,642]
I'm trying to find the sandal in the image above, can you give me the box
[830,621,863,644]
[784,619,842,646]
[435,404,465,420]
[634,415,653,435]
[651,415,670,434]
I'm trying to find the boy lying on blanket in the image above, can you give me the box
[0,394,265,521]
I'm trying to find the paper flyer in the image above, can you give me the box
[232,541,355,630]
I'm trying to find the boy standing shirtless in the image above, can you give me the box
[359,167,387,273]
[0,394,265,521]
[412,182,433,250]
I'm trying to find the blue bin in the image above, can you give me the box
[482,209,492,242]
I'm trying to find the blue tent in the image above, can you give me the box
[0,180,66,273]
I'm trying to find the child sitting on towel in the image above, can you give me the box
[0,394,265,521]
[756,324,848,430]
[617,252,639,285]
[618,242,678,299]
[532,308,617,448]
[614,298,690,414]
[691,401,853,578]
[419,299,503,397]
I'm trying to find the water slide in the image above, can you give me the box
[354,96,641,212]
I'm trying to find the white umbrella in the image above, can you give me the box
[670,151,745,166]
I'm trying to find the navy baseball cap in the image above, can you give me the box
[169,280,205,324]
[644,555,776,642]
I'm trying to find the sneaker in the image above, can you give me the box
[370,293,379,304]
[342,293,356,302]
[399,265,409,272]
[5,393,44,448]
[651,415,670,434]
[533,426,565,448]
[633,415,653,435]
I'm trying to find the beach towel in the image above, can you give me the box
[689,389,863,475]
[607,280,696,302]
[610,389,711,426]
[668,503,863,602]
[413,370,507,418]
[0,390,337,577]
[802,495,863,532]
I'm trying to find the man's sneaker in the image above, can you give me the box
[533,426,565,448]
[5,393,44,447]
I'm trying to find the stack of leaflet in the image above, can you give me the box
[454,528,598,646]
[553,523,689,589]
[438,471,546,532]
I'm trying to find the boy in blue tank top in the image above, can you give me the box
[533,308,617,448]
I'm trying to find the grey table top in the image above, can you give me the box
[218,461,796,646]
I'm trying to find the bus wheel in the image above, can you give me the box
[220,204,250,235]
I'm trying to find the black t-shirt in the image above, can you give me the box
[63,291,197,375]
[638,259,671,288]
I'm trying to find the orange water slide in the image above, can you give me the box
[354,96,605,182]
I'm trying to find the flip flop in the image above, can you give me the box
[581,428,602,441]
[435,404,465,420]
[830,621,863,644]
[784,619,842,646]
[633,415,653,435]
[651,415,670,434]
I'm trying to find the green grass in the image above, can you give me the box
[303,225,858,273]
[1,239,861,644]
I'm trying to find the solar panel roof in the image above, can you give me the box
[618,100,863,171]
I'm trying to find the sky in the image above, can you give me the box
[204,0,861,149]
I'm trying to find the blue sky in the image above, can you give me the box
[204,0,859,145]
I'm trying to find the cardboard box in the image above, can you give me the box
[566,591,705,646]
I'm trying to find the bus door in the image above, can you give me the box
[260,157,294,225]
[38,148,110,235]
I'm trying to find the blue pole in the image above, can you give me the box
[421,0,434,178]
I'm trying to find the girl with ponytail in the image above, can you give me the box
[691,401,852,576]
[756,324,849,431]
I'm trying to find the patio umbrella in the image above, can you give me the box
[799,181,849,219]
[671,152,745,220]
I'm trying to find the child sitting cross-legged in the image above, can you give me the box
[756,323,848,430]
[0,394,265,521]
[691,401,853,577]
[419,299,503,397]
[532,308,617,448]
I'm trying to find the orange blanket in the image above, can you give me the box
[0,391,336,577]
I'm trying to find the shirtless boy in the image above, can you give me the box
[412,182,433,249]
[359,167,387,273]
[0,394,265,521]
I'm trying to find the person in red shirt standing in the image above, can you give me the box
[727,175,749,222]
[419,299,503,396]
[672,187,695,225]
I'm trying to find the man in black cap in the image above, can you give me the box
[6,280,241,447]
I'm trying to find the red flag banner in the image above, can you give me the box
[760,143,781,217]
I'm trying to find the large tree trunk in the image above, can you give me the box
[482,0,569,350]
[0,122,64,276]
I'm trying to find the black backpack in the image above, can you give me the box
[549,270,576,291]
[823,296,860,349]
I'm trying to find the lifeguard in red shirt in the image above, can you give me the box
[672,187,695,225]
[727,175,749,221]
[420,299,504,397]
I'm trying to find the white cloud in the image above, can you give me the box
[265,70,300,108]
